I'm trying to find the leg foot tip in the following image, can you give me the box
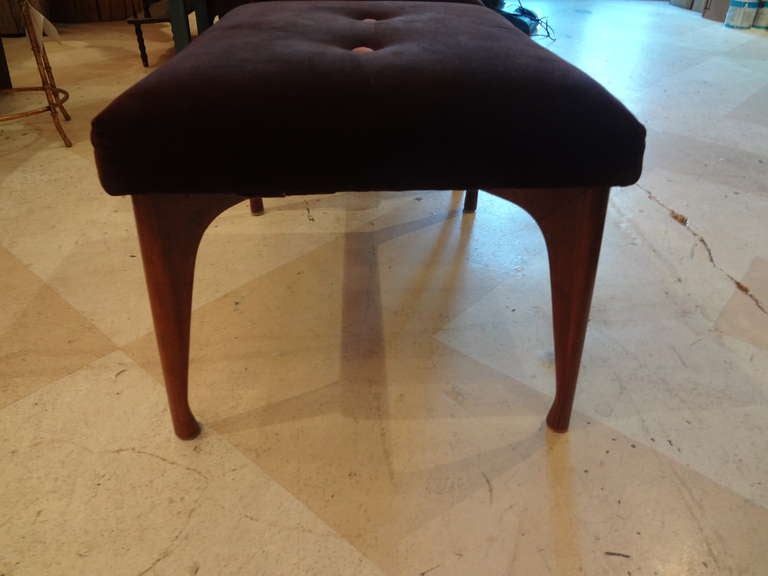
[546,411,571,433]
[174,418,201,440]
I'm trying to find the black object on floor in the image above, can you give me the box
[502,7,539,35]
[482,0,554,38]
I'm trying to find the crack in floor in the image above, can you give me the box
[636,184,767,316]
[136,494,202,576]
[108,448,210,483]
[304,201,316,222]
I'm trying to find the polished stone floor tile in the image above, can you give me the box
[0,352,385,576]
[0,246,115,409]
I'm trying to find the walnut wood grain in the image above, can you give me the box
[132,193,245,439]
[488,186,609,431]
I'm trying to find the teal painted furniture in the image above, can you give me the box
[167,0,210,50]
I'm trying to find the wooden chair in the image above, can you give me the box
[0,0,71,146]
[127,0,194,67]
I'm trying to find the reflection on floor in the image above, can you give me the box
[1,2,767,574]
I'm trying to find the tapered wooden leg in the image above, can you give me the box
[249,197,264,215]
[133,23,149,67]
[132,193,245,439]
[488,187,610,432]
[463,189,478,213]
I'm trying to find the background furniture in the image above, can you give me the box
[51,0,133,22]
[1,38,10,88]
[0,0,71,146]
[127,0,195,66]
[1,0,50,35]
[163,0,208,50]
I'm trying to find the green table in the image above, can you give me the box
[168,0,212,51]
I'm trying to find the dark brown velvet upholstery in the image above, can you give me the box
[92,1,645,196]
[209,0,483,17]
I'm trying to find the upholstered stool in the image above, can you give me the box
[92,1,645,440]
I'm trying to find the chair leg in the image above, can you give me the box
[132,193,245,439]
[249,197,265,215]
[463,188,478,213]
[36,27,71,123]
[487,186,610,432]
[168,0,193,51]
[132,23,149,67]
[19,1,72,146]
[193,0,212,33]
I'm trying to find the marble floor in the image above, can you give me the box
[1,1,767,574]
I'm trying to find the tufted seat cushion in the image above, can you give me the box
[209,0,484,17]
[92,1,645,196]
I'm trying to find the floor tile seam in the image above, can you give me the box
[431,268,550,332]
[0,244,124,354]
[432,340,768,502]
[652,122,768,159]
[35,274,125,345]
[595,411,768,505]
[716,330,768,363]
[195,419,391,575]
[654,169,768,190]
[382,275,509,341]
[345,200,464,242]
[0,247,50,336]
[118,224,403,351]
[599,398,768,426]
[0,347,120,417]
[664,458,766,568]
[595,413,768,515]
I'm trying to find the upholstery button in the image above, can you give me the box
[352,46,374,53]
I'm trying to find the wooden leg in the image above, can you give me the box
[249,197,264,215]
[133,23,149,67]
[463,189,478,213]
[168,0,192,51]
[132,193,245,439]
[193,0,212,34]
[487,187,610,432]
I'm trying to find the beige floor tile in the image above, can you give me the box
[0,246,115,409]
[389,420,768,575]
[640,127,768,197]
[635,169,768,280]
[0,351,385,576]
[0,149,117,281]
[438,194,768,508]
[727,85,768,128]
[44,196,344,346]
